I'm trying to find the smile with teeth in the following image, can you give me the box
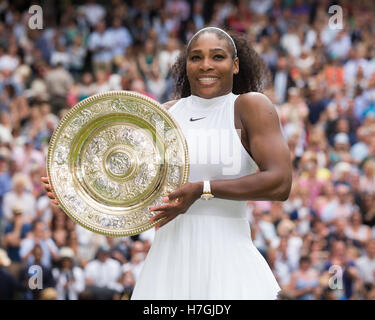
[198,77,219,83]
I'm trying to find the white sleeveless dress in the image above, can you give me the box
[131,92,281,300]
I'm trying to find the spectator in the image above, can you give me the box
[84,246,122,294]
[351,127,372,165]
[52,247,85,300]
[79,0,106,28]
[321,241,358,300]
[91,70,110,93]
[359,159,375,193]
[0,111,13,144]
[250,206,278,257]
[13,138,45,175]
[68,34,87,80]
[328,30,352,61]
[50,210,70,249]
[19,220,59,268]
[320,184,355,225]
[107,17,133,63]
[50,43,71,69]
[122,241,145,282]
[137,38,159,80]
[2,206,32,272]
[328,133,352,166]
[273,56,295,104]
[280,24,302,58]
[345,211,371,248]
[3,173,36,224]
[0,248,22,299]
[356,239,375,285]
[118,270,135,300]
[146,65,167,102]
[88,21,114,74]
[0,153,12,220]
[287,255,320,300]
[19,244,56,300]
[77,72,96,101]
[44,62,74,114]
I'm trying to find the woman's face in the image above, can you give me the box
[186,32,239,99]
[300,260,310,271]
[351,212,362,225]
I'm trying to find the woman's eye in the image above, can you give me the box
[191,56,200,61]
[213,55,224,60]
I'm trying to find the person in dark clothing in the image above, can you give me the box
[306,85,330,125]
[3,206,32,263]
[0,248,23,299]
[19,244,56,300]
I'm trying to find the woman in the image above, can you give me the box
[42,27,292,299]
[359,159,375,194]
[52,247,85,300]
[287,256,319,300]
[345,210,371,248]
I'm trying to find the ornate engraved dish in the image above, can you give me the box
[47,91,189,237]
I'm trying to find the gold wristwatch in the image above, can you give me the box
[200,180,214,200]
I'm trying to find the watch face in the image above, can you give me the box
[201,193,214,200]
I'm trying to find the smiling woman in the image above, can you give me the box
[42,27,292,300]
[172,27,269,99]
[130,27,292,300]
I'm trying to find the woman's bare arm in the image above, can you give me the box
[210,92,292,201]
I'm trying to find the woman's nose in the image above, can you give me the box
[199,57,213,71]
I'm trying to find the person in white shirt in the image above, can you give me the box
[91,70,111,94]
[19,220,59,268]
[350,127,371,164]
[281,24,302,58]
[122,252,145,283]
[88,21,114,74]
[0,112,13,144]
[84,247,122,292]
[328,30,351,60]
[53,247,85,300]
[158,37,181,79]
[320,184,354,224]
[79,0,106,27]
[3,173,36,224]
[146,66,167,101]
[320,24,340,47]
[356,239,375,285]
[122,241,146,282]
[0,43,20,72]
[250,206,279,255]
[343,47,369,85]
[50,43,71,69]
[345,211,371,247]
[107,17,133,62]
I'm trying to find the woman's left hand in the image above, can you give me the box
[148,182,203,230]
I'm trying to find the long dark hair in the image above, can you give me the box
[171,28,270,99]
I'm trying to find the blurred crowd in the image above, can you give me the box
[0,0,375,300]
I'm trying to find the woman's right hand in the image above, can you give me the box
[41,176,59,205]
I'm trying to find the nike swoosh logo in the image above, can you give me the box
[189,117,206,121]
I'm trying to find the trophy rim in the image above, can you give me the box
[46,90,190,237]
